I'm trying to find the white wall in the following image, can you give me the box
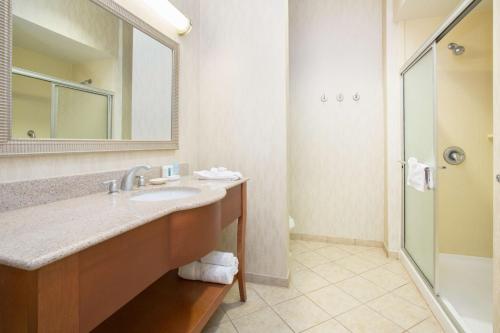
[383,0,404,252]
[289,0,385,243]
[198,0,290,281]
[131,28,172,141]
[0,0,200,182]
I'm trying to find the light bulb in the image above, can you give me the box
[143,0,192,35]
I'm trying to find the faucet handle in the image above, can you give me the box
[103,180,119,194]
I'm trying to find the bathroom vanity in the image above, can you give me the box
[0,178,247,332]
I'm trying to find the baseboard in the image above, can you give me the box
[246,271,290,288]
[399,250,459,333]
[290,233,384,248]
[383,243,400,259]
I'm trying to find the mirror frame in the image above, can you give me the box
[0,0,179,156]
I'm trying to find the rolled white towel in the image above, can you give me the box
[201,251,239,267]
[178,261,238,285]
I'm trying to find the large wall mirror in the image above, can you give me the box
[0,0,179,155]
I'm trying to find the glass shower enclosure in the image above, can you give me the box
[12,67,113,140]
[401,0,493,332]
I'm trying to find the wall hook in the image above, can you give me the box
[336,93,344,102]
[320,94,328,103]
[353,92,360,101]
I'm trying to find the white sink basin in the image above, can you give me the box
[130,187,201,202]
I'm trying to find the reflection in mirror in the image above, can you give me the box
[11,0,174,141]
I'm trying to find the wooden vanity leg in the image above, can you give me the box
[236,182,247,302]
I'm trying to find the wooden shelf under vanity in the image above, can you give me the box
[93,270,235,332]
[0,182,247,333]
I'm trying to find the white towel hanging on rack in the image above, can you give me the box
[407,157,434,192]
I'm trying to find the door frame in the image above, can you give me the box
[400,44,438,290]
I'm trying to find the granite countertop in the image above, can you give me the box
[0,176,247,271]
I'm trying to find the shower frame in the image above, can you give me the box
[399,0,487,332]
[12,66,114,139]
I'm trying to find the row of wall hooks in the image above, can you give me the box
[320,93,360,103]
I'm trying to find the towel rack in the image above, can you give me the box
[424,167,432,190]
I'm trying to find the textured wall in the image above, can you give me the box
[383,0,403,253]
[289,0,385,242]
[0,0,200,182]
[198,0,290,281]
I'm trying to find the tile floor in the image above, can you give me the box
[203,240,444,333]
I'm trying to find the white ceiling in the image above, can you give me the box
[394,0,463,21]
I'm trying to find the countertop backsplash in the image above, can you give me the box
[0,163,189,213]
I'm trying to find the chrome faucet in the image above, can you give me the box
[121,165,152,191]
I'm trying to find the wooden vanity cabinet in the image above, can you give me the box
[0,182,247,333]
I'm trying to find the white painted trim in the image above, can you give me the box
[245,271,289,288]
[383,242,400,259]
[399,250,459,333]
[290,233,384,248]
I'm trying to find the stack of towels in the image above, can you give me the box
[194,167,242,181]
[178,251,238,285]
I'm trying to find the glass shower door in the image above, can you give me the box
[55,86,110,139]
[403,48,436,286]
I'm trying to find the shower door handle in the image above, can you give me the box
[496,175,500,183]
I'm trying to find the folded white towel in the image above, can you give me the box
[178,261,201,279]
[178,261,238,285]
[194,167,242,181]
[407,157,434,192]
[201,251,239,267]
[201,263,238,284]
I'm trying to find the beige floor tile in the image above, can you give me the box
[335,244,373,254]
[205,307,230,328]
[335,276,387,302]
[294,251,330,268]
[312,262,355,283]
[290,241,311,257]
[307,284,360,316]
[289,258,308,273]
[290,239,305,246]
[202,321,237,333]
[274,296,330,332]
[314,246,351,261]
[222,287,267,320]
[392,284,428,309]
[303,319,350,333]
[291,269,330,293]
[336,305,404,333]
[301,240,331,250]
[232,307,293,333]
[368,294,431,329]
[360,267,409,291]
[408,317,444,333]
[335,255,378,274]
[381,261,410,277]
[249,282,302,305]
